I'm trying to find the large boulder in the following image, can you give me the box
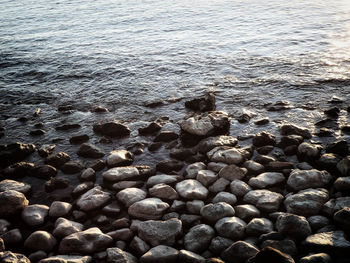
[128,198,169,220]
[76,186,112,212]
[287,169,332,191]
[176,180,208,200]
[93,121,131,138]
[59,227,113,254]
[0,190,28,217]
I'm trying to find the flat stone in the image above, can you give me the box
[207,146,244,165]
[209,236,234,255]
[0,142,36,168]
[24,231,57,252]
[53,217,84,238]
[200,202,235,222]
[280,123,312,139]
[103,167,140,182]
[248,172,285,189]
[76,186,112,212]
[184,224,215,253]
[22,204,49,226]
[287,169,332,191]
[215,217,246,239]
[116,188,147,207]
[176,179,208,200]
[0,179,31,195]
[243,190,284,212]
[128,198,169,220]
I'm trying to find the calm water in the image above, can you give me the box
[1,0,350,143]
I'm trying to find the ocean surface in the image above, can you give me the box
[1,0,350,147]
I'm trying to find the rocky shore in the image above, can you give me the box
[1,93,350,263]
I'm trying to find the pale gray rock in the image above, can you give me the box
[209,178,230,193]
[39,255,92,263]
[49,201,72,217]
[235,204,260,221]
[248,172,285,189]
[196,170,218,186]
[176,179,208,200]
[53,217,84,238]
[243,190,284,212]
[138,218,182,247]
[246,218,273,236]
[149,184,179,200]
[106,150,134,168]
[212,192,237,205]
[184,224,215,253]
[140,245,179,263]
[106,247,138,263]
[215,217,246,239]
[102,166,139,182]
[0,179,31,195]
[230,179,251,197]
[200,202,235,222]
[197,135,238,153]
[276,213,312,240]
[146,175,179,187]
[185,162,207,179]
[0,190,29,217]
[59,227,113,254]
[24,231,57,252]
[284,188,329,216]
[128,198,169,220]
[116,188,147,207]
[287,169,332,191]
[186,200,205,214]
[221,241,259,263]
[22,204,49,226]
[218,164,247,181]
[76,186,112,211]
[207,146,244,165]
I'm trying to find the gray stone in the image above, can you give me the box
[235,204,260,221]
[197,135,238,153]
[261,239,298,257]
[209,236,233,254]
[322,197,350,215]
[130,236,150,256]
[287,169,332,191]
[246,218,273,236]
[230,179,251,197]
[184,224,215,253]
[116,188,147,207]
[137,218,182,247]
[24,231,57,252]
[28,251,47,262]
[200,202,235,222]
[106,150,134,168]
[185,162,207,179]
[280,123,312,139]
[45,152,70,168]
[304,231,350,251]
[77,143,104,158]
[334,176,350,191]
[276,214,312,240]
[106,247,138,263]
[0,219,10,235]
[0,179,31,195]
[59,227,113,254]
[207,162,227,172]
[196,170,218,186]
[76,186,112,211]
[207,146,244,165]
[243,190,284,212]
[80,168,96,181]
[307,215,330,231]
[221,241,259,263]
[215,217,246,239]
[243,160,265,175]
[334,207,350,232]
[22,204,49,226]
[0,190,29,217]
[149,184,179,200]
[103,167,139,182]
[249,172,285,189]
[178,250,205,263]
[212,192,237,205]
[186,200,205,214]
[49,201,72,217]
[176,179,208,200]
[53,217,84,238]
[146,175,179,187]
[285,188,329,216]
[170,200,186,212]
[298,142,321,160]
[107,228,133,241]
[140,245,179,263]
[251,246,295,263]
[337,156,350,176]
[128,198,169,220]
[218,164,247,181]
[39,255,92,263]
[72,181,94,197]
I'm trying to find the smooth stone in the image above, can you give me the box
[77,143,105,158]
[28,251,47,262]
[276,213,312,240]
[334,207,350,231]
[297,142,321,160]
[53,217,84,238]
[156,159,184,173]
[196,170,218,186]
[207,162,228,172]
[334,176,350,191]
[215,217,246,239]
[248,172,285,189]
[0,219,10,235]
[322,197,350,215]
[59,227,113,254]
[113,181,143,191]
[106,247,137,263]
[178,250,205,263]
[200,202,235,223]
[249,246,295,263]
[299,253,332,263]
[209,178,230,193]
[106,150,134,168]
[261,239,298,257]
[221,241,259,263]
[49,201,72,217]
[103,166,140,182]
[93,121,130,138]
[337,156,350,176]
[146,175,179,187]
[284,188,329,216]
[307,215,330,231]
[80,168,96,181]
[209,236,234,255]
[137,218,182,247]
[184,224,215,253]
[176,179,208,200]
[280,123,312,139]
[326,140,349,156]
[69,134,90,144]
[60,161,84,174]
[246,218,273,236]
[21,204,49,226]
[116,188,147,207]
[0,142,36,168]
[185,162,207,179]
[0,251,30,263]
[287,169,332,191]
[39,255,92,263]
[207,146,244,165]
[197,136,238,154]
[102,202,122,216]
[212,192,237,205]
[1,228,22,244]
[243,160,265,175]
[138,122,162,135]
[234,204,260,221]
[252,131,276,147]
[149,184,179,200]
[230,179,251,197]
[0,179,31,195]
[128,198,169,220]
[243,190,284,212]
[72,182,94,198]
[140,245,179,263]
[76,186,112,211]
[130,236,151,256]
[24,231,57,252]
[186,200,205,214]
[32,164,57,179]
[218,164,247,181]
[304,231,350,252]
[170,200,186,212]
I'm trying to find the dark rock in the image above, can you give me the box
[140,245,179,263]
[185,93,216,112]
[334,207,350,232]
[32,164,57,179]
[253,132,276,147]
[2,161,35,178]
[60,161,84,174]
[284,145,297,156]
[280,123,312,139]
[77,143,105,158]
[303,231,350,253]
[45,152,70,168]
[221,241,259,263]
[70,134,89,144]
[307,215,330,231]
[17,116,28,122]
[0,251,30,262]
[127,142,146,155]
[1,228,22,244]
[318,153,342,172]
[45,177,70,192]
[276,214,312,240]
[266,161,293,172]
[257,145,274,155]
[38,144,55,157]
[93,121,131,138]
[254,118,269,125]
[154,131,179,142]
[87,159,105,171]
[92,106,108,113]
[277,135,304,149]
[24,230,57,252]
[0,142,36,168]
[106,247,137,263]
[341,125,350,133]
[261,239,297,257]
[326,140,349,156]
[324,107,340,117]
[0,190,28,217]
[156,159,184,173]
[0,238,4,251]
[299,253,332,263]
[259,232,285,243]
[58,105,74,112]
[138,122,162,135]
[316,128,333,137]
[170,148,196,161]
[249,246,295,263]
[148,142,163,151]
[184,224,215,253]
[145,100,165,108]
[254,155,276,164]
[267,101,292,111]
[197,135,238,153]
[28,251,47,262]
[29,129,46,136]
[55,123,81,131]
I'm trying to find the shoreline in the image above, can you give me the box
[0,93,350,262]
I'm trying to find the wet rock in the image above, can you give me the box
[22,204,49,226]
[138,122,162,135]
[303,231,350,253]
[38,144,55,157]
[176,179,208,200]
[92,106,108,113]
[154,131,179,142]
[56,123,81,131]
[197,135,238,153]
[287,169,332,191]
[130,236,151,255]
[200,202,235,223]
[0,179,31,195]
[218,164,247,181]
[2,161,35,178]
[196,170,217,186]
[170,147,196,161]
[29,129,46,136]
[60,161,84,174]
[323,197,350,215]
[88,159,105,171]
[277,135,304,149]
[246,218,273,236]
[93,121,131,138]
[326,140,349,156]
[140,245,179,263]
[149,184,179,200]
[39,255,92,263]
[45,177,70,192]
[249,246,295,263]
[106,150,134,168]
[116,188,147,207]
[253,132,276,147]
[254,118,269,125]
[0,190,28,217]
[248,172,285,189]
[179,249,205,263]
[24,231,57,252]
[59,227,113,254]
[70,134,89,144]
[106,247,137,263]
[207,146,244,165]
[298,142,321,161]
[284,188,329,216]
[113,181,143,191]
[0,142,36,168]
[137,218,182,247]
[185,93,216,112]
[28,251,47,262]
[58,105,74,112]
[128,198,169,220]
[156,159,183,173]
[299,253,332,263]
[76,186,112,211]
[185,162,207,179]
[280,123,312,139]
[230,179,252,197]
[32,164,57,179]
[103,166,140,182]
[0,251,30,263]
[209,236,233,255]
[77,143,105,158]
[45,152,70,168]
[334,207,350,232]
[235,204,260,221]
[221,241,259,263]
[243,190,284,212]
[215,216,246,239]
[267,100,292,111]
[1,228,22,244]
[49,201,72,217]
[318,153,342,172]
[53,217,84,238]
[148,142,162,151]
[276,214,311,240]
[184,224,215,253]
